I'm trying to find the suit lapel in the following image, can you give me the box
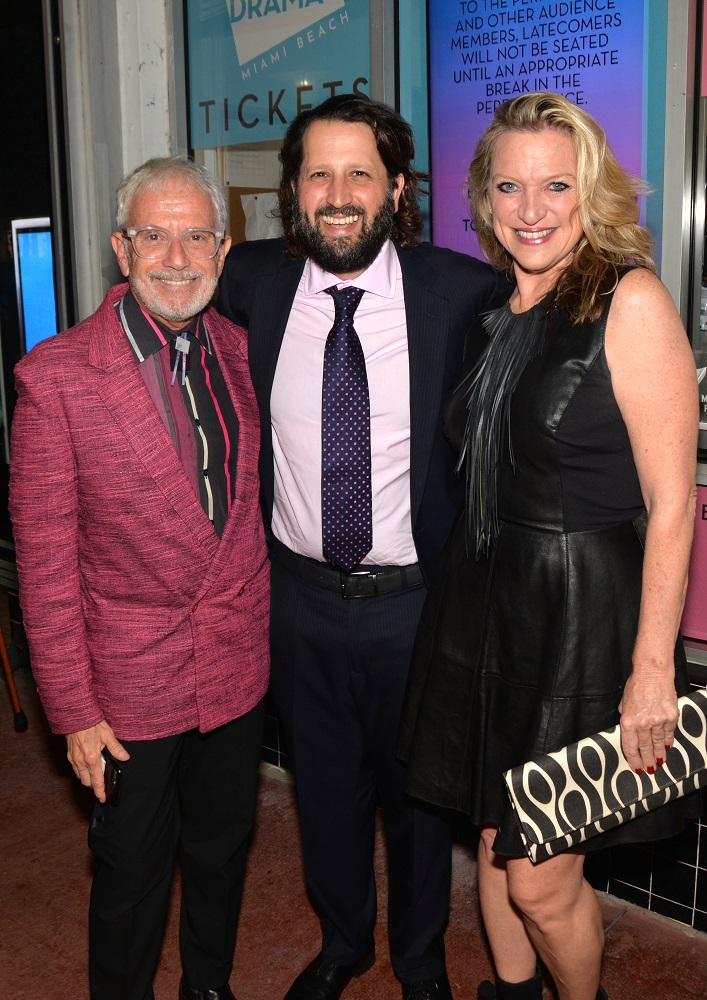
[206,314,259,542]
[248,256,305,403]
[398,246,451,525]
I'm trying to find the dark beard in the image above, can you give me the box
[293,191,396,274]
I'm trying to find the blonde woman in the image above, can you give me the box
[400,93,700,1000]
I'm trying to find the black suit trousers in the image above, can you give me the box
[269,556,452,982]
[87,701,264,1000]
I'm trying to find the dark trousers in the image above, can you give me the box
[270,557,452,983]
[87,701,265,1000]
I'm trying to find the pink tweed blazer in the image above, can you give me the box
[10,283,270,740]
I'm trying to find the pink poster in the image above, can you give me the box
[428,0,645,256]
[682,485,707,641]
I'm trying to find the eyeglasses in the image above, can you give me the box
[120,226,225,260]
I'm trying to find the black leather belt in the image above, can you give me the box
[269,536,423,598]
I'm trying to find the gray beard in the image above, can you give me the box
[128,270,217,326]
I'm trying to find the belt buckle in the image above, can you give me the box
[340,569,378,599]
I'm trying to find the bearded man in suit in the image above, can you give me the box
[10,157,269,1000]
[217,95,502,1000]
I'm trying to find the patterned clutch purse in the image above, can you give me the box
[503,689,707,863]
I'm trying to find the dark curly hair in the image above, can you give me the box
[278,94,427,255]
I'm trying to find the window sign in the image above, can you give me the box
[187,0,371,148]
[428,0,646,256]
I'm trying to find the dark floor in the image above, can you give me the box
[1,668,707,999]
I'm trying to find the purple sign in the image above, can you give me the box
[429,0,644,256]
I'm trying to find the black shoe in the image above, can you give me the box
[284,950,375,1000]
[481,973,543,1000]
[179,975,236,1000]
[402,973,454,999]
[478,977,605,999]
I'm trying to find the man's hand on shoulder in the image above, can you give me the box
[66,721,130,804]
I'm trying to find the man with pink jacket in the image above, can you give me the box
[10,157,269,1000]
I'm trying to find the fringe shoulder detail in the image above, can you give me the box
[456,301,546,557]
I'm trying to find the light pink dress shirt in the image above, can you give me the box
[270,240,417,566]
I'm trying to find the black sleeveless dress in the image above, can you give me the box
[398,282,701,857]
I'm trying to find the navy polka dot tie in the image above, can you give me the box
[321,284,372,572]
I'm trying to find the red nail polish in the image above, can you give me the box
[647,766,655,775]
[665,745,671,754]
[635,768,643,775]
[657,757,664,767]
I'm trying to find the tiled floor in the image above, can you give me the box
[2,669,707,999]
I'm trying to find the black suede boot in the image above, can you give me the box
[477,974,543,999]
[479,974,607,998]
[497,974,543,999]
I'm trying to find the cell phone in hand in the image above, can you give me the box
[101,749,123,806]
